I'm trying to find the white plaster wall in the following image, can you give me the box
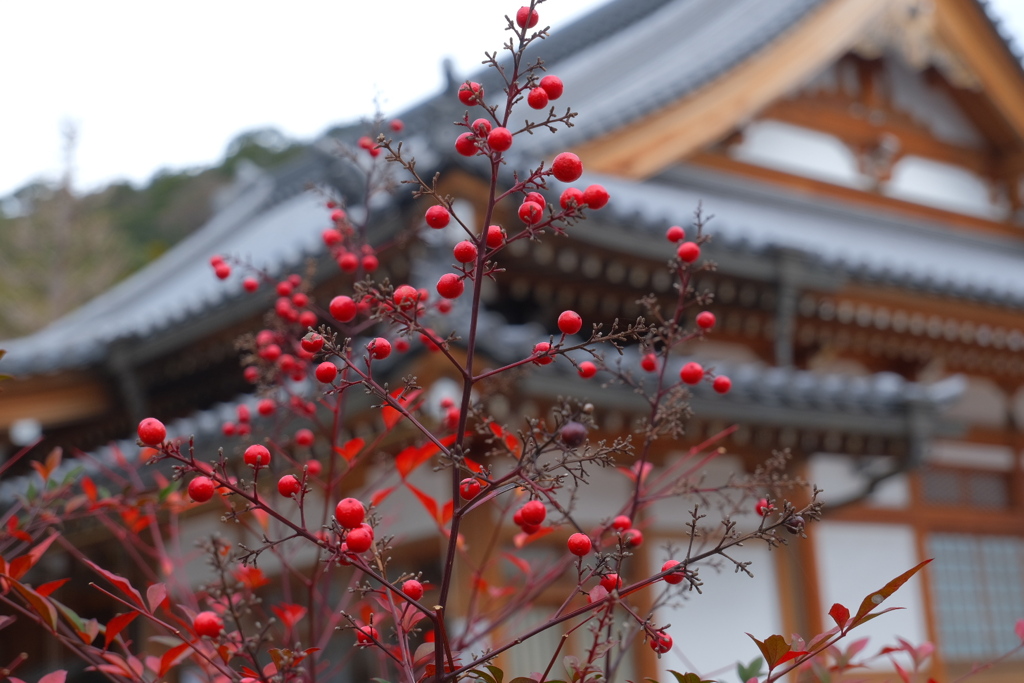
[941,376,1008,428]
[886,57,985,148]
[886,156,1005,219]
[654,542,782,680]
[926,440,1015,470]
[809,453,909,508]
[729,120,862,187]
[814,522,928,660]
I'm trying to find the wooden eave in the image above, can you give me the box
[0,371,113,432]
[573,0,890,178]
[574,0,1024,182]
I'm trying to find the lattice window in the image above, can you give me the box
[920,467,1009,509]
[927,533,1024,661]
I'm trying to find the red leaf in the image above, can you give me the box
[382,388,422,429]
[513,527,554,548]
[503,552,532,576]
[441,500,453,525]
[371,486,398,507]
[146,583,167,613]
[82,476,98,502]
[777,650,809,665]
[79,556,145,609]
[104,612,139,649]
[396,444,434,479]
[39,672,67,683]
[406,483,439,522]
[829,602,850,630]
[1016,618,1024,643]
[747,633,793,670]
[271,603,307,629]
[159,643,190,677]
[334,437,365,463]
[852,559,932,626]
[463,456,484,474]
[8,579,57,630]
[37,578,70,597]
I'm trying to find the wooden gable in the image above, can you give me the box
[575,0,1024,237]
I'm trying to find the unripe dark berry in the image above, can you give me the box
[560,421,587,448]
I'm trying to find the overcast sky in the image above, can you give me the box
[3,0,1024,199]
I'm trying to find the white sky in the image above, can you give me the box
[2,0,1024,199]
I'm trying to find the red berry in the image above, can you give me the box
[521,500,546,525]
[188,476,215,503]
[244,444,271,468]
[295,428,315,446]
[578,361,597,378]
[696,311,716,330]
[194,611,224,638]
[367,338,392,360]
[487,127,513,152]
[277,281,294,297]
[278,475,301,498]
[237,405,251,423]
[209,254,224,266]
[355,624,378,645]
[518,201,544,225]
[243,277,259,292]
[292,292,309,308]
[259,343,282,362]
[756,498,772,516]
[257,398,275,416]
[650,631,672,654]
[335,498,366,528]
[306,460,322,476]
[677,241,700,263]
[713,376,732,394]
[623,528,643,547]
[525,191,546,211]
[395,338,410,352]
[516,6,539,28]
[362,254,379,272]
[453,240,478,263]
[521,522,541,535]
[600,573,622,592]
[611,515,631,531]
[346,526,373,553]
[560,187,584,209]
[557,310,582,335]
[460,477,483,500]
[582,184,609,209]
[322,228,342,245]
[641,353,658,373]
[329,295,357,323]
[539,75,564,100]
[560,421,588,448]
[666,225,685,242]
[680,362,704,385]
[458,81,484,106]
[471,118,492,136]
[301,332,325,353]
[662,560,685,585]
[455,132,478,156]
[338,252,359,272]
[214,262,231,280]
[437,273,465,299]
[527,87,549,109]
[512,509,524,526]
[222,422,236,436]
[532,341,554,365]
[390,119,404,132]
[315,362,336,383]
[437,300,453,314]
[137,418,167,446]
[393,284,419,308]
[425,205,451,229]
[551,153,583,182]
[486,225,506,247]
[403,579,424,601]
[358,136,374,150]
[567,533,592,556]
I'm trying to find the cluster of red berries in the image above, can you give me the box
[210,254,231,280]
[513,500,547,535]
[611,514,644,548]
[222,403,252,437]
[336,498,375,553]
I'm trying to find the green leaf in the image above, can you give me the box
[485,664,505,683]
[737,657,764,681]
[158,480,181,503]
[60,466,84,487]
[852,559,932,626]
[509,679,540,683]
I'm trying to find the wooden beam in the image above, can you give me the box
[0,373,112,430]
[574,0,889,178]
[934,0,1024,145]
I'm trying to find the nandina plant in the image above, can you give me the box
[0,3,969,683]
